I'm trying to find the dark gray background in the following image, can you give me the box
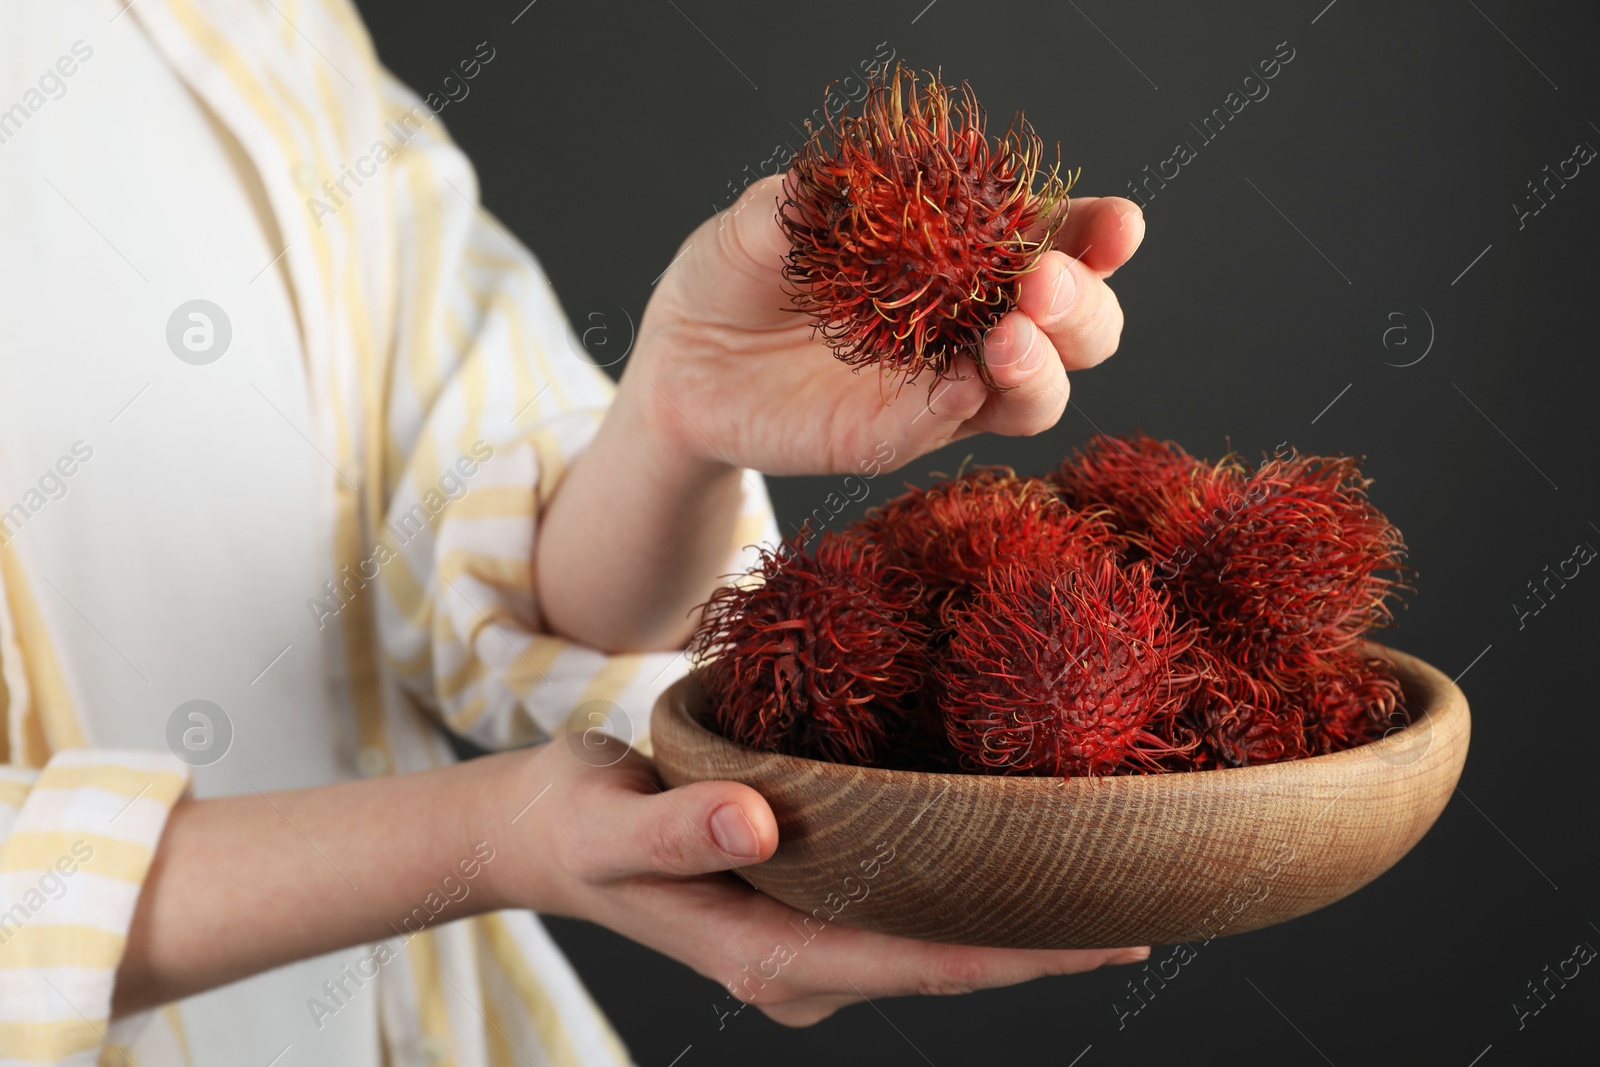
[357,1,1598,1064]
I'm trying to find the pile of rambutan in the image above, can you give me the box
[689,434,1410,779]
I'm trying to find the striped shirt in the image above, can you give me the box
[0,1,775,1063]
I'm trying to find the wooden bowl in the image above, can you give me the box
[651,644,1469,949]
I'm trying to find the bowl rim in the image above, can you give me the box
[656,642,1465,791]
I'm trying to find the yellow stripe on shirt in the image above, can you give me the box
[34,765,186,803]
[0,925,126,970]
[0,544,86,754]
[479,915,580,1067]
[0,779,30,810]
[0,1018,105,1063]
[0,831,155,883]
[403,928,458,1067]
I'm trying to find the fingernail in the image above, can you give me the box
[1015,318,1044,372]
[988,318,1037,372]
[711,805,761,860]
[1047,263,1078,317]
[1118,202,1147,238]
[1110,947,1151,965]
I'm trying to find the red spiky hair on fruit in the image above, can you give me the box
[1178,646,1408,768]
[1137,449,1407,677]
[1177,655,1308,769]
[690,530,932,766]
[1052,431,1207,535]
[778,64,1074,390]
[1299,648,1406,756]
[854,467,1119,616]
[938,556,1201,778]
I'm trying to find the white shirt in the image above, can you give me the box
[0,2,774,1064]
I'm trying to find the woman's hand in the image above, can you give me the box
[626,174,1147,478]
[534,175,1145,651]
[486,740,1147,1026]
[112,726,1141,1020]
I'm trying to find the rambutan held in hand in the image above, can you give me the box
[690,531,933,766]
[1137,450,1407,675]
[778,64,1073,389]
[937,556,1201,778]
[854,467,1119,617]
[1052,431,1207,535]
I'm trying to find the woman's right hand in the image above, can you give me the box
[485,739,1148,1027]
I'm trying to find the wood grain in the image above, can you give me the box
[651,644,1469,949]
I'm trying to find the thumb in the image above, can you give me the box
[713,173,791,284]
[671,175,793,325]
[608,779,780,880]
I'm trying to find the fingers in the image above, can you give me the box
[746,909,1151,1026]
[823,255,1122,450]
[604,863,1150,1029]
[576,809,1151,1031]
[1048,195,1147,277]
[560,752,779,884]
[895,943,1150,997]
[756,938,1149,1026]
[776,921,1148,1006]
[865,294,1088,446]
[961,313,1070,437]
[865,361,990,460]
[1014,251,1125,372]
[767,943,1146,1026]
[956,239,1129,441]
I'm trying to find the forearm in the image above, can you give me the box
[534,371,745,652]
[112,750,524,1017]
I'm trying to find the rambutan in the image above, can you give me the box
[1136,450,1407,676]
[778,64,1073,389]
[854,467,1119,617]
[1299,648,1407,756]
[937,556,1200,778]
[690,531,933,766]
[693,439,1411,778]
[1051,431,1208,535]
[1177,655,1311,770]
[1175,642,1409,768]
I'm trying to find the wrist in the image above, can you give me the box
[469,747,551,914]
[474,743,623,923]
[610,334,740,488]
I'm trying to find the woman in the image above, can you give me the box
[0,1,1147,1062]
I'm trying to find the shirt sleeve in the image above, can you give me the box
[0,751,189,1064]
[368,75,778,758]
